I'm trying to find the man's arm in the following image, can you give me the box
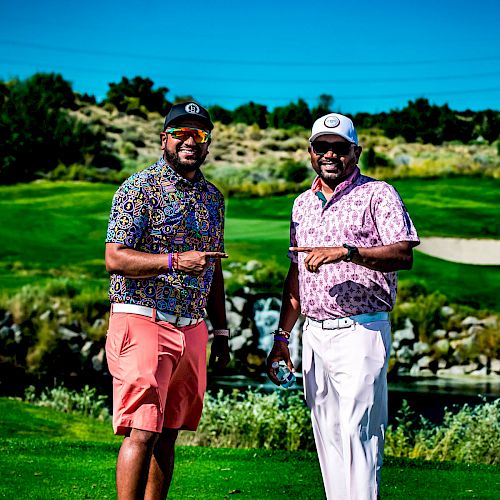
[105,243,227,278]
[206,259,231,371]
[289,241,415,274]
[266,262,301,385]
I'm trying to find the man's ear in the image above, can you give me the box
[160,132,167,150]
[354,145,362,160]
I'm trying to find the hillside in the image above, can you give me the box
[72,105,500,179]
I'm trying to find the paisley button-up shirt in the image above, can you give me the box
[106,157,224,318]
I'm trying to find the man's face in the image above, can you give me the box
[308,134,362,184]
[161,118,210,174]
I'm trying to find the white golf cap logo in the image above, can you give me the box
[324,116,340,128]
[185,103,200,114]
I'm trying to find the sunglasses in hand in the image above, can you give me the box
[162,127,211,144]
[311,141,353,156]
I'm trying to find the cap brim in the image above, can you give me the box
[309,131,356,144]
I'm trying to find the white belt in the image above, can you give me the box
[112,303,202,327]
[307,311,389,330]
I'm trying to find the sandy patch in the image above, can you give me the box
[416,237,500,266]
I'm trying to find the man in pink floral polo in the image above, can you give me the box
[267,113,419,500]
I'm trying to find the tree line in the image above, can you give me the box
[1,73,499,184]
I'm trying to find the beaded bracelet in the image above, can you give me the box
[273,335,289,345]
[213,329,230,338]
[273,328,291,340]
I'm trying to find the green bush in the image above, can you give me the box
[25,384,110,421]
[385,398,500,465]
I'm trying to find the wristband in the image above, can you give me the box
[273,328,291,340]
[167,253,173,271]
[213,329,230,338]
[273,335,289,345]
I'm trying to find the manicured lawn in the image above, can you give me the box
[0,398,498,499]
[0,178,498,309]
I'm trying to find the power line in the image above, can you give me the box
[1,39,500,67]
[1,58,500,86]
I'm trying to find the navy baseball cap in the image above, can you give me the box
[163,102,214,131]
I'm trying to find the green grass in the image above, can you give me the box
[0,177,498,308]
[0,398,498,499]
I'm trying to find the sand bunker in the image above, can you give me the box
[416,238,500,266]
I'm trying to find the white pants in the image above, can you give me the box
[302,318,391,500]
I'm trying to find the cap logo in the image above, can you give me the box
[324,116,340,128]
[185,103,200,114]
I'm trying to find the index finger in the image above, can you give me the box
[204,252,229,258]
[289,247,312,253]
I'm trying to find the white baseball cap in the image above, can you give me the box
[309,113,358,145]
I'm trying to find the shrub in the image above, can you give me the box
[25,384,110,421]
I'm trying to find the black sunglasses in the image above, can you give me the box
[311,141,353,156]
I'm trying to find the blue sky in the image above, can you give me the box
[1,0,499,114]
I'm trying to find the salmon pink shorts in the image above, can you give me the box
[105,310,208,435]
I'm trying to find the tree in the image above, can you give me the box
[269,98,311,129]
[0,73,107,184]
[208,104,232,125]
[232,101,268,128]
[104,76,170,115]
[311,94,334,120]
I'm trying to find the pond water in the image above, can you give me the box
[207,373,499,425]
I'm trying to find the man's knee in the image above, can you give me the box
[159,428,179,447]
[128,428,160,447]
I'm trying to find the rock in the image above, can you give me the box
[470,367,488,377]
[245,260,260,272]
[0,326,11,340]
[230,296,246,313]
[433,329,447,339]
[12,324,22,343]
[81,341,94,359]
[467,325,484,336]
[39,310,52,321]
[58,326,81,341]
[222,270,233,279]
[491,358,500,373]
[229,335,247,351]
[438,359,447,369]
[396,346,412,364]
[410,365,420,376]
[433,339,450,355]
[440,306,455,317]
[461,316,482,327]
[0,310,13,328]
[92,348,105,371]
[92,318,106,330]
[419,369,434,377]
[478,354,488,366]
[413,341,431,355]
[239,328,253,340]
[437,366,466,377]
[463,363,479,374]
[482,315,498,328]
[448,331,461,339]
[393,318,415,343]
[417,356,433,368]
[226,311,242,331]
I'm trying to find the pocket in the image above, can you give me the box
[105,314,129,376]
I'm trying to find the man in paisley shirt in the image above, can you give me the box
[267,113,419,500]
[105,102,230,498]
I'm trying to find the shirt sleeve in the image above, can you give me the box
[287,209,299,263]
[106,182,149,248]
[373,183,420,246]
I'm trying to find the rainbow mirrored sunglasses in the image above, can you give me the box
[162,126,211,144]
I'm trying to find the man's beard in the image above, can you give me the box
[164,147,207,173]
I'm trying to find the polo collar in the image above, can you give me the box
[311,166,360,197]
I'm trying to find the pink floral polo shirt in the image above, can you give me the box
[288,167,419,320]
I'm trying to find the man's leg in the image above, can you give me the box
[145,428,179,499]
[116,428,159,500]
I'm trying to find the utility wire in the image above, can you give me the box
[1,57,500,85]
[1,39,499,67]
